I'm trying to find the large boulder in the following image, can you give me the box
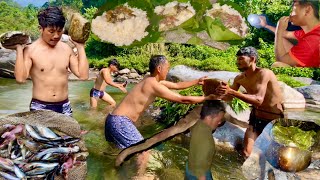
[0,48,16,78]
[279,82,306,109]
[296,85,320,102]
[168,65,239,82]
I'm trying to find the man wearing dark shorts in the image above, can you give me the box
[216,47,284,157]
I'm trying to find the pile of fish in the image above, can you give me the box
[0,124,87,180]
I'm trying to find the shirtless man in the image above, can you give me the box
[259,0,320,67]
[216,46,284,157]
[14,6,89,116]
[90,59,127,108]
[105,55,218,176]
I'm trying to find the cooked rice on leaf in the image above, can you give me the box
[154,1,196,31]
[91,3,149,46]
[205,3,248,37]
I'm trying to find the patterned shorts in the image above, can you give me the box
[29,98,73,117]
[105,114,144,149]
[90,88,104,99]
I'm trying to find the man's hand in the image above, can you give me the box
[276,16,289,33]
[118,84,127,93]
[215,81,231,96]
[69,37,85,48]
[5,43,27,50]
[259,16,267,27]
[198,76,208,85]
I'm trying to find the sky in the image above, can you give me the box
[13,0,48,7]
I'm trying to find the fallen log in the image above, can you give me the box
[115,106,202,166]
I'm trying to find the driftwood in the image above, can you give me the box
[115,106,202,166]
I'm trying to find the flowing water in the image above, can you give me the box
[0,78,246,180]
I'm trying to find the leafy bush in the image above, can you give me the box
[276,74,306,88]
[272,67,314,78]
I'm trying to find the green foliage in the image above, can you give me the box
[272,67,314,78]
[313,69,320,81]
[0,1,39,39]
[230,98,250,114]
[276,74,306,88]
[154,86,203,126]
[83,6,98,20]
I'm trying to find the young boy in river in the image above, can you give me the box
[90,59,127,109]
[186,100,226,180]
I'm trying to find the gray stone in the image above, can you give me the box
[296,85,320,102]
[0,49,16,78]
[168,65,239,82]
[130,68,137,73]
[118,68,130,75]
[128,72,139,79]
[279,82,306,109]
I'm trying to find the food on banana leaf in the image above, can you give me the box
[205,3,248,38]
[272,122,317,150]
[154,1,196,31]
[92,3,149,46]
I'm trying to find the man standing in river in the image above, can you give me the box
[105,55,219,176]
[14,6,89,116]
[216,46,284,158]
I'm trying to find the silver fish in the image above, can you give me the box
[24,162,59,170]
[0,171,19,180]
[34,126,58,139]
[34,146,79,160]
[0,157,14,171]
[13,165,26,180]
[25,124,49,142]
[25,165,58,176]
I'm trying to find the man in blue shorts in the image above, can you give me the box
[90,59,127,109]
[105,55,218,176]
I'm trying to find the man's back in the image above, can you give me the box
[113,76,158,122]
[26,40,73,102]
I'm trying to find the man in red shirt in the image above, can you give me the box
[260,0,320,67]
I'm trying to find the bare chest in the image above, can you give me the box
[30,49,70,74]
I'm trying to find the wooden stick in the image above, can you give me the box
[115,106,202,166]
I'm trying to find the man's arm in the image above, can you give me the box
[218,78,241,102]
[229,71,269,106]
[274,17,298,66]
[153,82,218,104]
[102,69,127,93]
[14,45,32,83]
[160,76,206,90]
[69,40,89,80]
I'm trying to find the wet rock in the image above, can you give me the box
[0,49,16,78]
[119,68,130,75]
[296,169,320,180]
[296,85,320,102]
